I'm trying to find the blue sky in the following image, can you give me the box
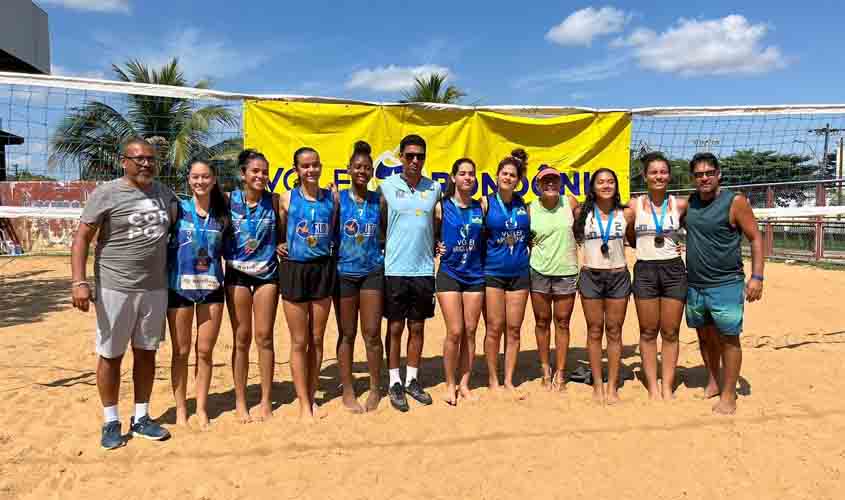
[36,0,845,107]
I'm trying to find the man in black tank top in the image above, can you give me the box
[685,153,764,415]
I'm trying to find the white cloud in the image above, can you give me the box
[40,0,130,13]
[345,65,452,92]
[50,65,107,80]
[546,6,630,46]
[622,15,787,76]
[513,57,628,90]
[95,28,268,84]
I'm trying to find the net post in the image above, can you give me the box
[815,182,826,260]
[765,187,774,257]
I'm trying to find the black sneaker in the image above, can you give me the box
[404,379,433,405]
[130,415,171,441]
[388,382,409,412]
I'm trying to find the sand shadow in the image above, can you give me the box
[677,364,752,396]
[0,272,72,328]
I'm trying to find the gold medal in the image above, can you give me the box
[355,233,365,244]
[307,235,318,247]
[505,234,515,247]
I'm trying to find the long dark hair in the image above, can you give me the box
[573,167,624,243]
[444,157,476,199]
[187,157,230,232]
[292,146,319,188]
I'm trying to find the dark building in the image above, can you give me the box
[0,0,50,74]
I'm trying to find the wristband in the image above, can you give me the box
[750,274,764,282]
[72,281,90,288]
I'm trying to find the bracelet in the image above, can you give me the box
[71,281,90,288]
[750,274,764,282]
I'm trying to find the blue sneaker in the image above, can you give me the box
[101,421,124,450]
[130,415,171,441]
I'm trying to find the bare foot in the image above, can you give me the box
[443,384,458,406]
[661,384,676,400]
[196,411,210,431]
[592,387,605,405]
[365,390,381,412]
[701,383,720,399]
[540,369,552,390]
[503,384,527,401]
[459,386,478,401]
[606,389,621,405]
[253,401,273,422]
[551,372,567,393]
[648,389,662,401]
[712,397,737,415]
[312,402,328,420]
[235,403,252,424]
[175,407,189,427]
[342,392,365,414]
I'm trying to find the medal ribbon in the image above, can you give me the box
[594,206,615,248]
[496,193,518,232]
[649,196,668,237]
[241,191,259,245]
[189,200,210,255]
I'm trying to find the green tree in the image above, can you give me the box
[401,73,466,104]
[49,58,241,191]
[11,168,56,181]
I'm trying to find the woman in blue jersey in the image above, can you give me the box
[279,146,338,422]
[573,168,635,405]
[483,149,531,397]
[434,158,485,405]
[224,149,282,423]
[334,141,385,413]
[167,158,229,430]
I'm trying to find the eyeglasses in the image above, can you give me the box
[403,152,426,161]
[693,169,718,179]
[124,155,157,165]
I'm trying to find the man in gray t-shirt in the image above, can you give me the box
[71,137,177,449]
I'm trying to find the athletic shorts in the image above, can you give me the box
[632,257,688,301]
[225,266,277,293]
[168,287,225,309]
[337,267,384,298]
[485,273,530,292]
[578,268,631,299]
[280,257,337,302]
[530,268,578,295]
[436,267,484,293]
[95,288,167,358]
[384,276,436,321]
[686,281,745,335]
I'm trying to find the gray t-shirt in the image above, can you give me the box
[80,179,177,292]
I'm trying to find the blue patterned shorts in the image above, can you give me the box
[685,281,745,335]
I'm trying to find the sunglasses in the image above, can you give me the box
[693,169,718,179]
[403,152,426,161]
[124,155,157,165]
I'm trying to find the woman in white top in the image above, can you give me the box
[627,152,689,400]
[573,168,635,405]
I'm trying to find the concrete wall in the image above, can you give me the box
[0,0,50,74]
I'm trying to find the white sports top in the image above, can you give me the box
[583,208,627,269]
[634,195,682,261]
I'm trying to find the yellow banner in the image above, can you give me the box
[243,101,631,202]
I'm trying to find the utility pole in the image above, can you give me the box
[809,123,845,176]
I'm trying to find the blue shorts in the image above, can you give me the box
[685,281,745,335]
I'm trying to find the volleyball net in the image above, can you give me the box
[1,71,844,261]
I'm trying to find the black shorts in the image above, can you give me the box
[337,267,384,298]
[225,267,277,293]
[168,287,225,309]
[436,268,484,293]
[633,257,688,301]
[578,268,632,299]
[384,276,436,321]
[279,257,337,302]
[485,273,530,292]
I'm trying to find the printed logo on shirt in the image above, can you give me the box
[343,219,377,237]
[127,199,169,240]
[295,220,329,239]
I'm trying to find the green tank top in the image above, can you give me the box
[685,189,744,288]
[529,197,578,276]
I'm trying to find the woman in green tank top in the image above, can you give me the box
[528,167,580,391]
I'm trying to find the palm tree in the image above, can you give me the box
[401,73,466,104]
[50,58,241,190]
